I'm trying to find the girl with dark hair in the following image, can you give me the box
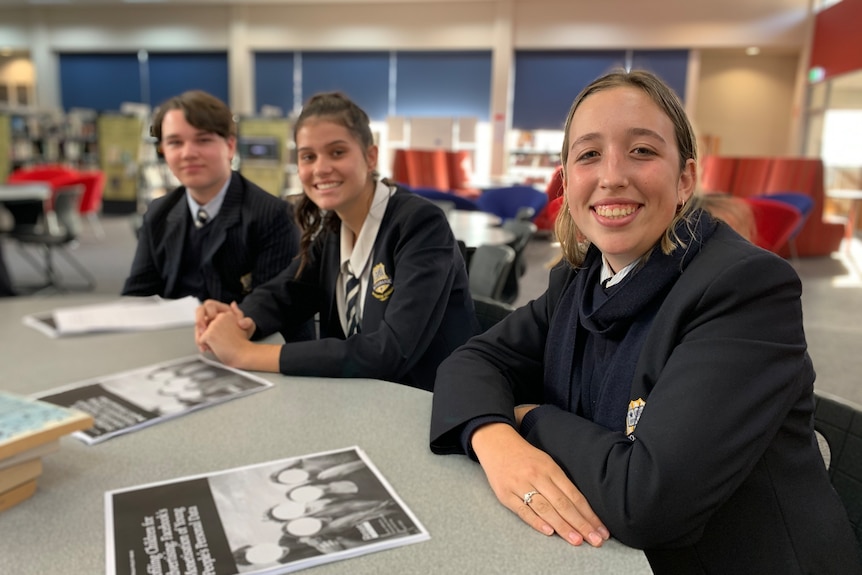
[195,92,477,391]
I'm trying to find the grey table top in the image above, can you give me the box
[447,210,515,248]
[0,295,651,575]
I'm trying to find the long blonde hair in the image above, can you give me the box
[554,69,700,267]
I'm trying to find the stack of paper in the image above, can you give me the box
[22,296,200,338]
[0,392,94,512]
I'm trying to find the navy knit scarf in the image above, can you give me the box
[543,210,717,432]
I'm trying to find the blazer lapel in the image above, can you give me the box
[163,199,189,296]
[201,174,244,298]
[319,238,345,337]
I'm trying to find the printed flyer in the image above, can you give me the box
[36,355,271,444]
[105,446,429,574]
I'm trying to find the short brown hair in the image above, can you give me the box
[150,90,236,142]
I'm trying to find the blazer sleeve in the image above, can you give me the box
[246,195,300,290]
[239,233,325,339]
[432,244,812,549]
[430,263,567,449]
[250,200,466,382]
[121,209,165,297]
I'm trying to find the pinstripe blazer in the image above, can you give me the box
[122,171,300,304]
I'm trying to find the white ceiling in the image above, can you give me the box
[4,0,470,5]
[0,0,814,8]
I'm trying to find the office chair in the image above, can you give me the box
[472,294,515,333]
[813,391,862,553]
[499,219,537,303]
[10,184,96,293]
[468,244,516,302]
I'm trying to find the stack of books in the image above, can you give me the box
[0,391,94,512]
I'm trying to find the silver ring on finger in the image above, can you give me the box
[523,490,540,506]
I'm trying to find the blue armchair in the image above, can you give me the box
[476,185,548,221]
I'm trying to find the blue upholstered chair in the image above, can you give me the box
[408,187,480,211]
[476,186,548,222]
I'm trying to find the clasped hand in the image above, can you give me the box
[471,419,610,548]
[195,300,256,365]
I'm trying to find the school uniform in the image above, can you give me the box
[123,171,300,305]
[240,185,478,391]
[430,218,861,574]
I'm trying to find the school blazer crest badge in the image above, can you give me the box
[371,263,394,301]
[626,398,646,437]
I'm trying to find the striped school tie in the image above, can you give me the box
[345,273,361,336]
[195,208,209,229]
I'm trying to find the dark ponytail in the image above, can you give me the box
[292,92,376,276]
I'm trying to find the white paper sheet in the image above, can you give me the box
[23,296,200,337]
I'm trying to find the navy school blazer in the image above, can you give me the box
[122,171,300,305]
[240,188,479,391]
[430,223,861,574]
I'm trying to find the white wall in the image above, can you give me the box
[513,0,806,49]
[695,51,800,156]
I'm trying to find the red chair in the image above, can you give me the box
[8,165,79,212]
[534,168,565,232]
[534,195,564,234]
[742,196,803,254]
[8,166,105,237]
[730,158,773,197]
[545,165,564,202]
[700,156,738,194]
[74,171,106,238]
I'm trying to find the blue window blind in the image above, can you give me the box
[59,53,142,112]
[512,50,626,131]
[301,52,390,120]
[395,51,492,119]
[255,52,295,115]
[147,52,229,108]
[631,50,689,102]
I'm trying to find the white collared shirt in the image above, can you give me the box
[600,256,640,288]
[337,180,394,335]
[186,175,230,223]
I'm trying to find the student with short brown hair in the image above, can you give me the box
[123,90,303,318]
